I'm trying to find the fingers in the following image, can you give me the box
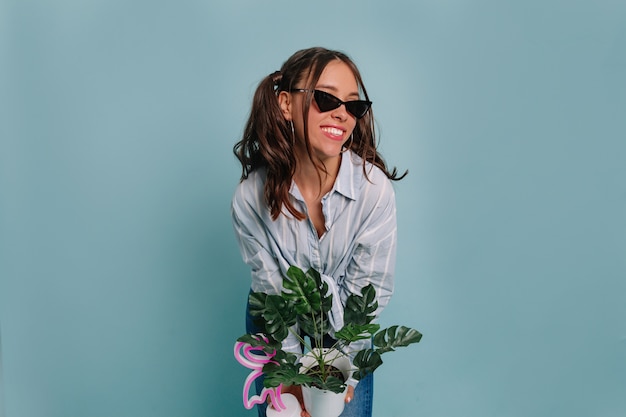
[300,398,309,417]
[344,385,355,403]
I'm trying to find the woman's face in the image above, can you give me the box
[287,60,360,163]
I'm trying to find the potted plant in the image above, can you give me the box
[235,266,422,417]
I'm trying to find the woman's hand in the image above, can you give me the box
[344,385,355,404]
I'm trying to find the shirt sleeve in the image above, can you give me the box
[231,184,302,355]
[342,175,397,319]
[340,176,398,387]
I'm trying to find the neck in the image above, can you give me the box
[293,152,342,200]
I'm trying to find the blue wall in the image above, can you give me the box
[1,1,625,416]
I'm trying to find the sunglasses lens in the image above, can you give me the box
[313,90,372,119]
[313,90,342,112]
[346,102,371,119]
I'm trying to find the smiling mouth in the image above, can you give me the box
[321,126,344,138]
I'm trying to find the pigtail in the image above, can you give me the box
[234,71,303,220]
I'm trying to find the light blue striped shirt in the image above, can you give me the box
[231,151,397,385]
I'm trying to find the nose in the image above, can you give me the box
[331,104,349,121]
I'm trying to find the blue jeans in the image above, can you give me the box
[245,299,374,417]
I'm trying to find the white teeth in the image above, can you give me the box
[322,127,344,136]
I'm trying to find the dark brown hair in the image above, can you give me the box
[233,47,406,220]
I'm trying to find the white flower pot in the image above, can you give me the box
[299,349,351,417]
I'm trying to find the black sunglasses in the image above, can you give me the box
[290,89,372,119]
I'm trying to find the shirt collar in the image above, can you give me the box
[289,151,362,202]
[333,151,361,201]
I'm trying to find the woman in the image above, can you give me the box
[231,47,406,417]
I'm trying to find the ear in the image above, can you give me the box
[278,91,293,121]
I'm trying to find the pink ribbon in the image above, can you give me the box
[234,337,287,412]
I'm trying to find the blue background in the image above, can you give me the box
[1,1,625,416]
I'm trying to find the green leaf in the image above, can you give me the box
[246,292,271,332]
[344,284,378,326]
[236,334,281,354]
[262,349,313,388]
[267,349,299,367]
[314,375,347,394]
[263,362,313,388]
[373,325,423,354]
[282,266,333,341]
[310,269,333,314]
[352,349,383,381]
[248,292,267,318]
[283,266,322,315]
[334,323,381,343]
[262,294,296,341]
[298,310,331,342]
